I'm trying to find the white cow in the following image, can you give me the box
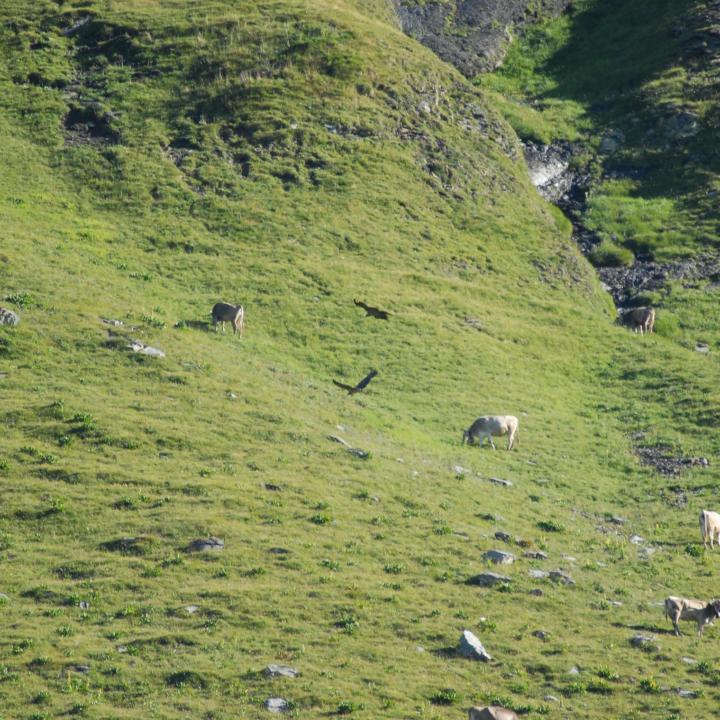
[469,707,518,720]
[665,596,720,637]
[700,510,720,548]
[462,415,519,450]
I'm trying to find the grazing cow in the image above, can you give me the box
[211,302,244,335]
[622,306,656,335]
[664,596,720,637]
[462,415,519,450]
[700,510,720,548]
[468,707,518,720]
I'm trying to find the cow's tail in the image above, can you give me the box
[700,510,708,544]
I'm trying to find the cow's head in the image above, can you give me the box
[462,430,470,445]
[708,600,720,619]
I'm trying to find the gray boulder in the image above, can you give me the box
[187,537,224,552]
[549,570,575,585]
[265,665,299,678]
[524,550,548,560]
[264,697,289,713]
[467,572,511,587]
[0,308,19,327]
[458,629,491,661]
[484,549,515,565]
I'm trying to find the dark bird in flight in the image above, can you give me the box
[354,298,390,320]
[333,369,378,394]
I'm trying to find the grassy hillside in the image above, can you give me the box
[1,1,720,719]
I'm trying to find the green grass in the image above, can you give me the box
[0,1,719,719]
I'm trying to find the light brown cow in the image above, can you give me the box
[211,302,244,335]
[623,306,656,335]
[665,596,720,637]
[462,415,519,450]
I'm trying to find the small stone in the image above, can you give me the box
[484,549,515,565]
[117,645,128,653]
[494,531,512,543]
[79,600,90,610]
[524,551,548,560]
[268,548,290,555]
[609,516,626,525]
[128,339,165,358]
[682,657,697,665]
[75,665,90,673]
[184,605,199,614]
[264,697,289,713]
[187,537,224,552]
[453,465,470,475]
[561,555,576,562]
[529,569,549,579]
[0,308,20,327]
[416,645,424,653]
[695,343,710,353]
[544,695,560,702]
[489,477,512,487]
[467,572,511,587]
[532,630,549,640]
[549,570,575,585]
[677,688,698,698]
[458,629,491,661]
[607,600,623,607]
[630,634,655,648]
[264,484,282,491]
[529,588,543,596]
[629,535,645,545]
[265,664,299,678]
[568,665,580,675]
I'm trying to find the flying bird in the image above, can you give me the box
[354,299,390,320]
[333,369,378,395]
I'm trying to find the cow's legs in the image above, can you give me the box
[488,435,496,450]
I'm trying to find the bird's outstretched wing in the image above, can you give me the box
[354,299,389,320]
[354,368,378,391]
[333,379,356,392]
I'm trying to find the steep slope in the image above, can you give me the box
[1,1,720,719]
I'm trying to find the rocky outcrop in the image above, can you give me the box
[391,0,571,76]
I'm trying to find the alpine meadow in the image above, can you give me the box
[1,1,720,719]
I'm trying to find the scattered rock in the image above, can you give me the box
[268,547,290,555]
[101,318,124,327]
[187,537,224,552]
[607,600,623,607]
[484,549,515,565]
[265,665,299,678]
[0,308,20,326]
[117,645,128,653]
[494,531,512,543]
[488,477,512,487]
[184,605,200,614]
[529,569,549,579]
[696,342,710,353]
[682,656,698,665]
[128,339,165,358]
[549,570,575,585]
[453,464,470,475]
[79,600,90,610]
[328,435,369,459]
[609,516,626,525]
[677,688,698,699]
[630,634,655,648]
[529,588,543,596]
[524,550,548,560]
[567,665,580,675]
[264,697,289,713]
[663,111,700,140]
[75,665,90,674]
[598,129,625,155]
[629,535,645,545]
[561,555,577,562]
[458,629,491,661]
[532,630,549,640]
[544,695,560,702]
[524,141,573,201]
[328,435,352,448]
[264,484,282,492]
[467,572,511,587]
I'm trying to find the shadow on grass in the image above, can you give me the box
[612,621,674,635]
